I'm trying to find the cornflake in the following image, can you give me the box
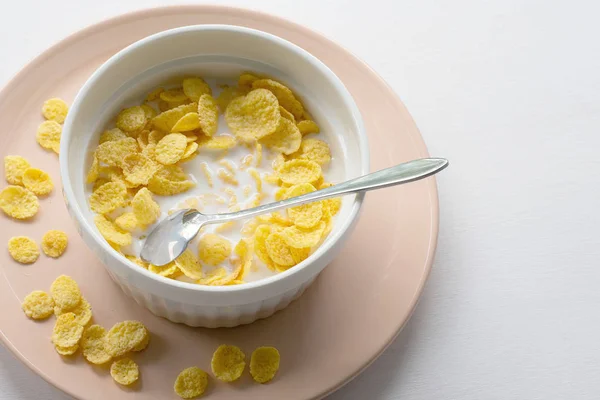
[211,344,246,382]
[250,346,280,383]
[7,236,39,264]
[105,320,149,357]
[41,230,68,258]
[50,275,81,312]
[42,98,69,123]
[174,367,208,399]
[225,88,280,142]
[110,358,139,385]
[4,155,30,185]
[21,168,53,196]
[21,290,54,320]
[81,324,112,365]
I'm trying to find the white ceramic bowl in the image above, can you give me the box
[61,25,369,328]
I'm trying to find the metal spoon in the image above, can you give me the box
[140,157,449,266]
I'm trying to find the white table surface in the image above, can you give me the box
[2,0,599,399]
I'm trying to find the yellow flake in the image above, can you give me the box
[238,72,260,88]
[160,88,188,103]
[122,153,158,186]
[201,134,237,150]
[105,320,149,357]
[181,141,199,160]
[99,128,127,144]
[89,181,127,214]
[50,275,81,312]
[4,155,30,185]
[225,88,280,142]
[172,112,201,132]
[279,106,295,122]
[41,230,68,258]
[197,94,219,137]
[281,221,326,248]
[183,77,212,101]
[149,262,179,277]
[115,212,138,231]
[277,159,322,185]
[148,165,195,196]
[36,120,62,153]
[110,358,139,386]
[145,87,164,102]
[7,236,39,265]
[55,344,78,356]
[294,138,331,165]
[260,116,302,155]
[211,344,246,382]
[198,233,232,266]
[94,214,132,246]
[252,78,304,119]
[95,137,138,167]
[0,186,39,219]
[141,104,157,120]
[42,98,69,123]
[173,367,208,399]
[152,102,197,132]
[81,325,112,365]
[131,187,160,226]
[216,85,245,111]
[21,290,54,320]
[21,168,53,196]
[155,133,188,165]
[253,225,273,266]
[284,183,323,228]
[250,346,280,383]
[297,119,320,135]
[52,312,84,348]
[55,297,92,327]
[174,249,203,280]
[116,106,146,132]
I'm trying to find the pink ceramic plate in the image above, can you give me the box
[0,6,438,400]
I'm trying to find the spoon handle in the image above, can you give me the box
[207,158,448,224]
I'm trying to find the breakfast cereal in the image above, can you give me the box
[41,230,68,258]
[105,320,149,357]
[83,72,341,286]
[4,155,30,185]
[116,106,146,133]
[50,275,81,312]
[36,120,62,153]
[211,344,246,382]
[21,290,55,320]
[81,324,112,365]
[0,185,39,219]
[225,88,280,142]
[249,346,280,383]
[52,312,84,348]
[297,119,320,135]
[7,236,40,264]
[110,358,139,385]
[182,77,211,101]
[252,78,304,119]
[55,297,92,326]
[174,367,208,399]
[21,168,53,196]
[41,98,69,123]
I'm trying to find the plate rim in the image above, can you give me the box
[0,5,439,400]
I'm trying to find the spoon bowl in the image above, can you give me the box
[141,157,449,266]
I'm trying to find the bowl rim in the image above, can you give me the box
[60,24,370,295]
